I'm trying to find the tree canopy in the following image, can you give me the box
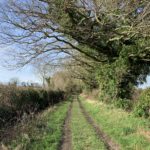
[0,0,150,102]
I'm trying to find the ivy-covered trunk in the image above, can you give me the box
[97,56,135,102]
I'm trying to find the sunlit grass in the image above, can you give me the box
[80,97,150,150]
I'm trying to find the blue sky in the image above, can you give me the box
[138,76,150,89]
[0,65,41,84]
[0,45,41,84]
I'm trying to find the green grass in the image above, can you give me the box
[71,100,106,150]
[80,97,150,150]
[6,101,70,150]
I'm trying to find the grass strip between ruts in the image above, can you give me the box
[71,100,106,150]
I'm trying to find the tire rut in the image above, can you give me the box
[59,102,72,150]
[78,99,120,150]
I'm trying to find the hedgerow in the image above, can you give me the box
[0,85,65,128]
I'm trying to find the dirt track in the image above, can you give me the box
[59,102,72,150]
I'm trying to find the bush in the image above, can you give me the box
[134,88,150,118]
[114,98,132,110]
